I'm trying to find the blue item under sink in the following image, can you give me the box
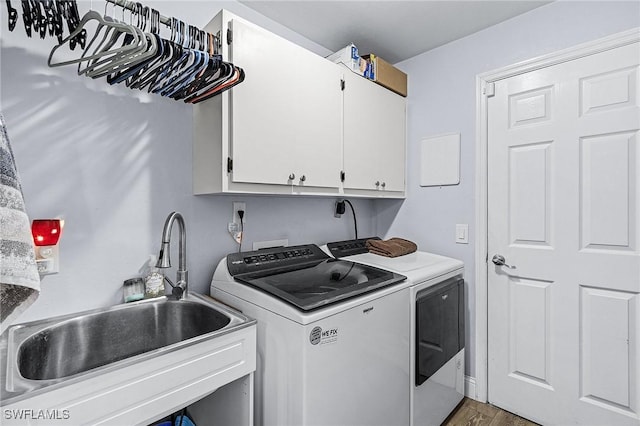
[174,415,196,426]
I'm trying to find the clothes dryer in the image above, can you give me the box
[326,238,465,426]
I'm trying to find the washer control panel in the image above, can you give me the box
[226,244,328,276]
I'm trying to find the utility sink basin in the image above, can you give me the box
[4,293,254,396]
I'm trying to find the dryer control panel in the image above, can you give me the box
[326,237,381,258]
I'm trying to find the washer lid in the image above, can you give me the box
[227,244,406,312]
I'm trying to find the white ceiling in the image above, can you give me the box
[238,1,551,64]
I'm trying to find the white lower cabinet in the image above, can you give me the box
[193,10,406,198]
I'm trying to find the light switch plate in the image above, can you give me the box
[455,224,469,244]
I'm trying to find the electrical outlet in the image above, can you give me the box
[36,245,59,275]
[233,201,246,224]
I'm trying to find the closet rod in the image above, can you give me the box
[105,0,172,27]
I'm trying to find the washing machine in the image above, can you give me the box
[210,243,412,426]
[325,238,465,426]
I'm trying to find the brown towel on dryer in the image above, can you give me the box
[365,238,418,258]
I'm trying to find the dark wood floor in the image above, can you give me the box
[443,398,539,426]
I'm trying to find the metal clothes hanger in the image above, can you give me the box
[186,65,245,104]
[84,24,154,79]
[48,10,140,67]
[147,18,190,94]
[172,33,224,101]
[126,37,172,89]
[125,10,174,91]
[61,0,86,50]
[6,0,18,31]
[154,24,209,97]
[20,0,32,36]
[183,61,232,102]
[161,48,209,98]
[106,5,160,85]
[81,3,153,79]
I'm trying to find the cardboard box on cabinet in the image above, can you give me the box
[362,54,408,97]
[327,43,368,76]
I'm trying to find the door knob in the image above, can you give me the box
[288,173,295,180]
[491,254,512,268]
[381,182,386,188]
[300,175,306,182]
[375,181,380,187]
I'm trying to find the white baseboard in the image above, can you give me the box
[464,375,478,400]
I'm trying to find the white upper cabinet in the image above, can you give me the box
[342,71,406,194]
[229,19,342,189]
[193,10,405,198]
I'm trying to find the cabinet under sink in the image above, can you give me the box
[1,295,257,426]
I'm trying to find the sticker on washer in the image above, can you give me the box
[309,326,339,346]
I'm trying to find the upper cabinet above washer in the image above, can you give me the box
[193,10,406,198]
[228,18,343,190]
[342,71,406,195]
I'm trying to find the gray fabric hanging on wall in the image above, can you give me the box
[0,112,40,334]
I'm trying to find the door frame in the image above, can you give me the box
[473,27,640,403]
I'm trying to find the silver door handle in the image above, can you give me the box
[492,254,512,268]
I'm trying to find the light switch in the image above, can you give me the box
[455,224,469,244]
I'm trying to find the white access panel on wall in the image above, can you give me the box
[420,133,460,186]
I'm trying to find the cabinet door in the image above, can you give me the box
[343,71,406,192]
[228,19,342,188]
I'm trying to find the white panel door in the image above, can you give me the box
[343,71,406,192]
[229,19,342,188]
[488,42,640,425]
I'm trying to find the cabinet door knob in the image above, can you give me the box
[375,181,380,187]
[300,175,306,182]
[381,182,386,188]
[289,173,295,180]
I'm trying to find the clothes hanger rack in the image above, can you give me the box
[105,0,221,56]
[4,0,243,103]
[106,0,173,30]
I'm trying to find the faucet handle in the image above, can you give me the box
[172,285,185,299]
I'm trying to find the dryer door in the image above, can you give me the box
[415,276,464,386]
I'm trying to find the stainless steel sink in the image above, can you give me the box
[3,293,254,396]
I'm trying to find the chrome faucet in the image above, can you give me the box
[156,212,188,300]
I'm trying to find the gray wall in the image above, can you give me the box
[375,0,640,381]
[1,1,374,323]
[2,0,639,386]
